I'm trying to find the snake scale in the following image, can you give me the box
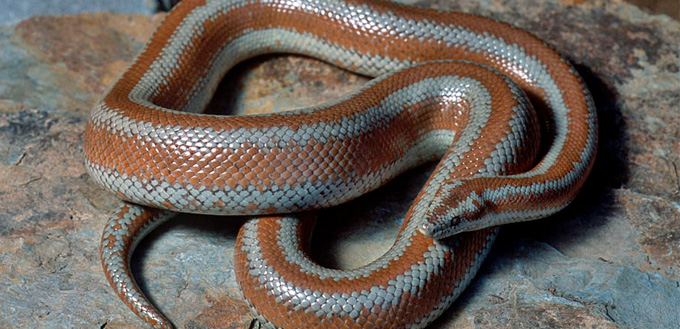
[83,0,597,328]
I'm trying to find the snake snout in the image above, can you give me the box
[419,212,475,239]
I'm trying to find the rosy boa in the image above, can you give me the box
[83,0,597,328]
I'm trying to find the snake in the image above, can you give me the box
[83,0,597,328]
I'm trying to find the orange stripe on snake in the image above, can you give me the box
[84,0,597,328]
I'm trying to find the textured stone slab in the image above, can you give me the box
[0,0,158,25]
[0,0,678,328]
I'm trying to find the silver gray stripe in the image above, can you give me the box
[94,75,487,149]
[85,127,452,215]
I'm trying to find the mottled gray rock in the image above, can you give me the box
[0,0,159,25]
[0,0,678,328]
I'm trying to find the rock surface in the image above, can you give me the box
[0,0,678,328]
[0,0,159,25]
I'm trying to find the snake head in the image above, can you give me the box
[418,190,488,239]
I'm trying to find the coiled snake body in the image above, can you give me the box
[83,0,597,328]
